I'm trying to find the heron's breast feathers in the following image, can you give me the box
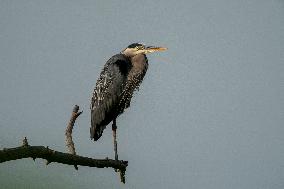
[118,71,145,111]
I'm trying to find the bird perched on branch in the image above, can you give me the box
[90,43,167,160]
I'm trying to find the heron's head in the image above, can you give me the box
[122,43,167,57]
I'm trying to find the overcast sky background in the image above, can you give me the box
[0,0,283,189]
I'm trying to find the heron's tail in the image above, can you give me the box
[90,123,106,141]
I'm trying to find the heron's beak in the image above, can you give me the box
[143,46,167,54]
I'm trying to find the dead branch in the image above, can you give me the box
[65,105,82,170]
[0,138,128,171]
[0,105,128,183]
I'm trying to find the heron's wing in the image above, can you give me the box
[90,54,131,141]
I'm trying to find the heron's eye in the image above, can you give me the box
[136,46,145,51]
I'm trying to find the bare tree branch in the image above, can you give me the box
[65,105,82,170]
[0,105,128,183]
[0,138,128,171]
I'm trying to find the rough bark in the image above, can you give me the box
[0,141,127,171]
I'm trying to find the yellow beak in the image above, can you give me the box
[143,46,168,54]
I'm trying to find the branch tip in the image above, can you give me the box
[74,165,79,170]
[22,137,29,147]
[120,170,126,184]
[73,105,79,112]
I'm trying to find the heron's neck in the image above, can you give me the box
[121,48,135,57]
[130,54,148,71]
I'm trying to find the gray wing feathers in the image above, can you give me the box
[90,55,129,140]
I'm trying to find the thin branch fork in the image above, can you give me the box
[65,105,82,170]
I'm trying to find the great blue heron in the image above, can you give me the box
[90,43,167,160]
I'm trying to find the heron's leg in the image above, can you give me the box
[112,119,118,161]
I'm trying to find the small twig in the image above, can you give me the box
[22,137,29,147]
[65,105,82,170]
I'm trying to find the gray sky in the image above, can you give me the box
[0,0,283,189]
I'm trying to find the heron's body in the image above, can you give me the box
[89,43,166,161]
[90,52,148,141]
